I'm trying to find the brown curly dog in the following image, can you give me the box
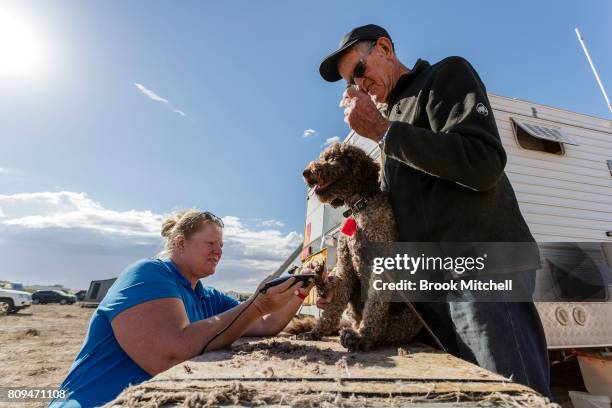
[300,143,422,351]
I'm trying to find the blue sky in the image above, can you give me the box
[0,0,610,291]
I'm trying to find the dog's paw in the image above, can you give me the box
[340,328,374,352]
[295,330,322,341]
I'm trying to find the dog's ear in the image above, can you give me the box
[351,153,381,194]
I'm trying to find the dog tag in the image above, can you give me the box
[341,217,357,236]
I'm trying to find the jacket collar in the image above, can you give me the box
[385,59,430,113]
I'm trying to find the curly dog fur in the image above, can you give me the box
[300,143,422,351]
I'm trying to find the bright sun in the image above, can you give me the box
[0,8,45,78]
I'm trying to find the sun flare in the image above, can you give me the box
[0,8,45,78]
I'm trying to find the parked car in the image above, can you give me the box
[74,290,87,301]
[32,290,77,305]
[0,288,32,314]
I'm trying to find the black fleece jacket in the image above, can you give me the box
[380,56,534,242]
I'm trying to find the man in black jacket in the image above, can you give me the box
[318,24,551,398]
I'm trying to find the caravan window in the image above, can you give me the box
[545,244,609,301]
[511,118,577,155]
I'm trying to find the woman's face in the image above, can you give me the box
[182,223,223,279]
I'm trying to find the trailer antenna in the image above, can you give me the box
[574,28,612,114]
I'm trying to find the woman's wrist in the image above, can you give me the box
[250,300,266,317]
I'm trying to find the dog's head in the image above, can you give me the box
[302,143,380,207]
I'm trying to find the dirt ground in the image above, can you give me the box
[0,305,581,407]
[0,304,94,407]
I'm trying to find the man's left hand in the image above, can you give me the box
[341,87,391,142]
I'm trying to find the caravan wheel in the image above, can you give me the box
[32,298,40,304]
[60,299,67,305]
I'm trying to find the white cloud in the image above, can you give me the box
[0,191,161,237]
[302,129,317,138]
[322,136,341,147]
[221,215,300,265]
[258,219,285,228]
[0,191,301,291]
[134,83,169,103]
[134,82,187,117]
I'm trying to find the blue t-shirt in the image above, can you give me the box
[49,258,239,408]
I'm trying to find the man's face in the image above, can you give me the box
[337,40,394,104]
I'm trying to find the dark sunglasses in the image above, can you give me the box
[348,42,377,87]
[202,211,224,227]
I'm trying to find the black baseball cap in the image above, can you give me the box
[319,24,392,82]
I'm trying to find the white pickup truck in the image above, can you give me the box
[0,287,32,315]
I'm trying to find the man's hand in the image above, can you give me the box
[341,87,391,142]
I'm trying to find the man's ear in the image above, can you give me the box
[377,37,395,60]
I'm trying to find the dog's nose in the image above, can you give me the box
[302,169,310,177]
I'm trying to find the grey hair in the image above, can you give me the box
[353,40,377,52]
[158,209,223,257]
[353,38,394,53]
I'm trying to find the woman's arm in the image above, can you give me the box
[111,278,298,376]
[243,286,309,336]
[244,268,316,337]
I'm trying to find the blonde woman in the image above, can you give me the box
[50,210,311,408]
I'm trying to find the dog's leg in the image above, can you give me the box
[296,273,355,340]
[340,294,388,351]
[381,304,423,346]
[340,222,395,351]
[341,214,398,352]
[297,238,356,340]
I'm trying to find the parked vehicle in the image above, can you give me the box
[32,290,77,305]
[81,278,116,308]
[74,290,87,301]
[0,287,32,314]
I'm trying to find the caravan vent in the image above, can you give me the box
[517,120,578,145]
[511,118,578,155]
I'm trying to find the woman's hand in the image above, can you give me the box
[251,276,300,316]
